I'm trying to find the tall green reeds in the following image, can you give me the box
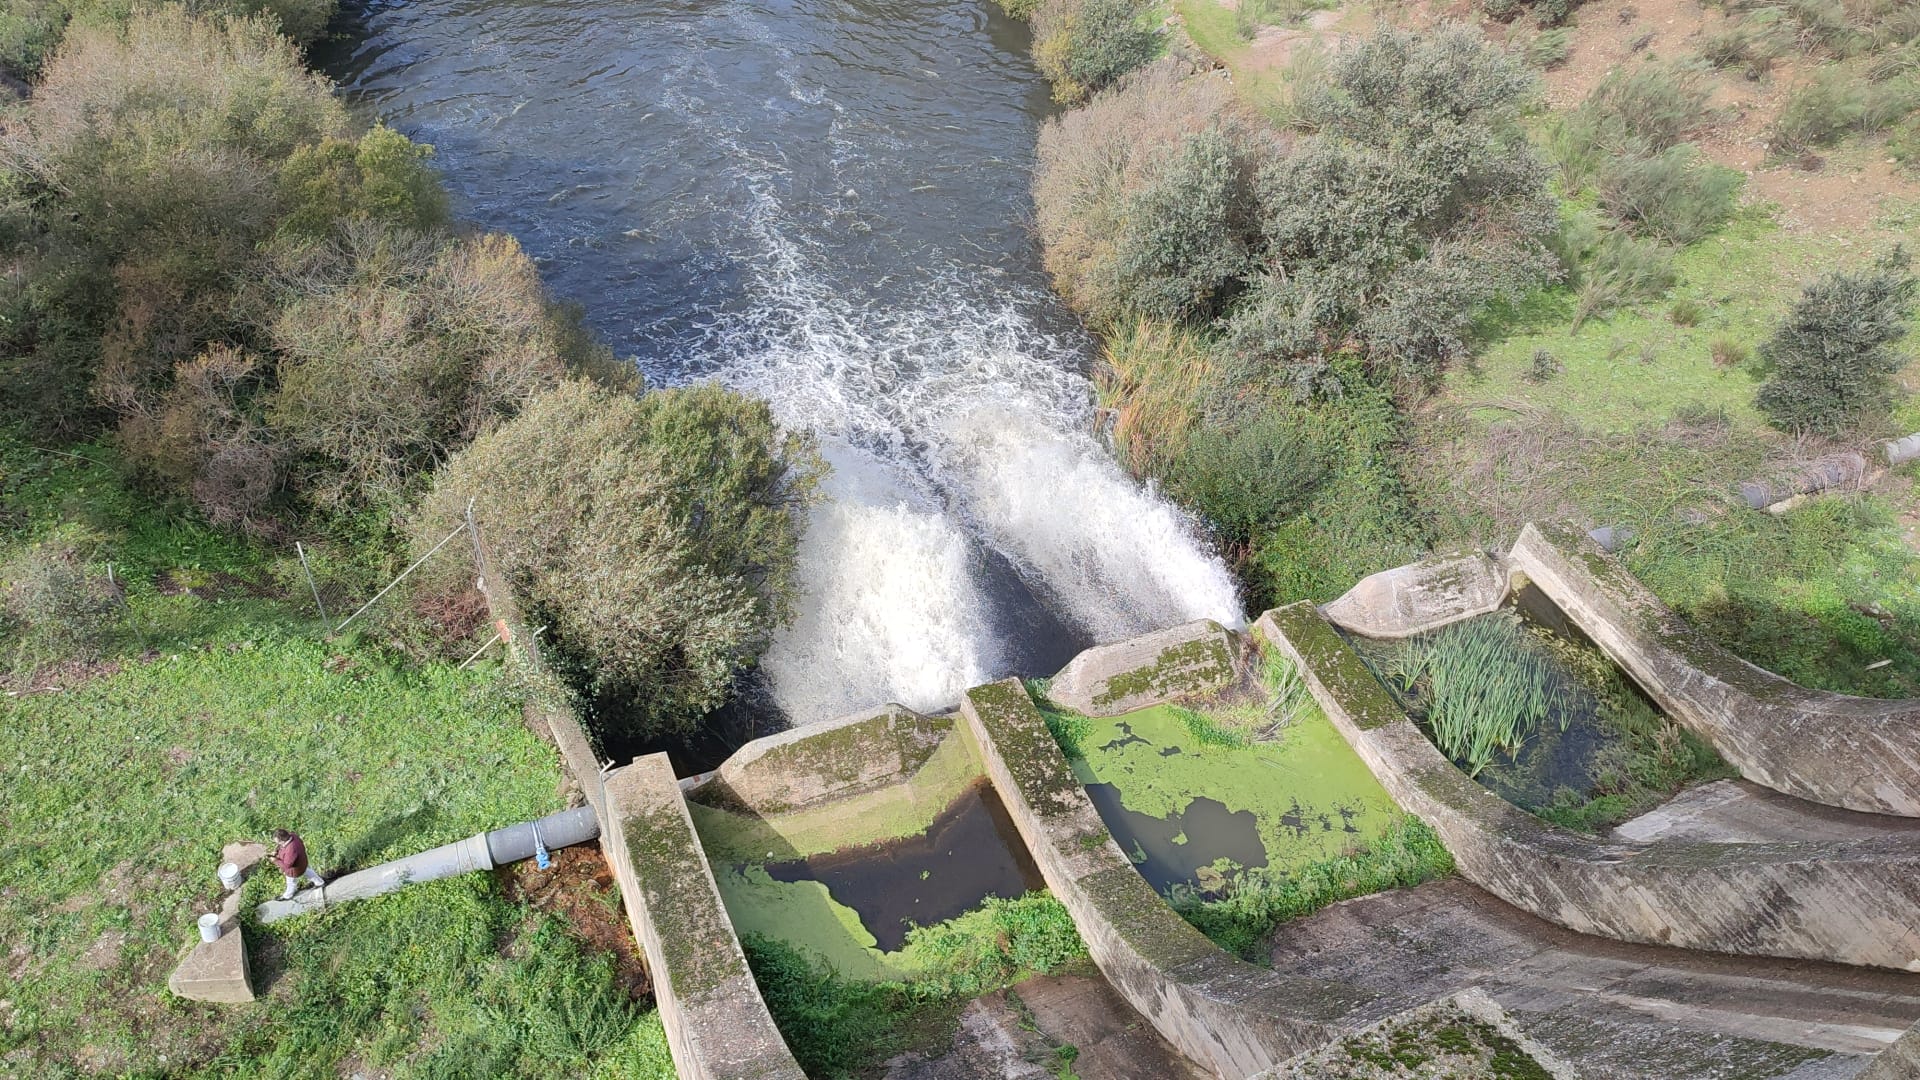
[1392,612,1573,776]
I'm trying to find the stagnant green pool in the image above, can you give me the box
[1071,703,1401,896]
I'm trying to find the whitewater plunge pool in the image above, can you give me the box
[319,0,1244,755]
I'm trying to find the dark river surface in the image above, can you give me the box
[319,0,1242,727]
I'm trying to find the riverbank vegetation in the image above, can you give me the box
[1007,0,1920,699]
[0,1,810,1073]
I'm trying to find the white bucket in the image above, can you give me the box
[197,913,222,943]
[217,862,242,890]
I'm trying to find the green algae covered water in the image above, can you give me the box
[1073,704,1401,897]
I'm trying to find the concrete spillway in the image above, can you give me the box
[256,804,598,924]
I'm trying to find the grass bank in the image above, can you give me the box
[1,428,670,1078]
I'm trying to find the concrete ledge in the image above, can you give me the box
[1049,620,1244,717]
[604,754,805,1080]
[1321,552,1508,640]
[1258,602,1920,972]
[687,703,951,817]
[1509,521,1920,816]
[960,679,1378,1077]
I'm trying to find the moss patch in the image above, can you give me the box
[1089,628,1240,710]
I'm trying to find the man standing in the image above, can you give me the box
[272,828,326,900]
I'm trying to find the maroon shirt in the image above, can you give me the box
[275,834,308,877]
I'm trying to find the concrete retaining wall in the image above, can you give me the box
[960,679,1382,1077]
[604,754,805,1080]
[1258,602,1920,972]
[1508,521,1920,817]
[1320,552,1508,639]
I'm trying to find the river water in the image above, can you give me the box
[322,0,1242,725]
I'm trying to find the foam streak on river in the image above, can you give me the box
[324,0,1242,723]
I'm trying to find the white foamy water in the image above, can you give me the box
[328,0,1245,726]
[705,197,1242,721]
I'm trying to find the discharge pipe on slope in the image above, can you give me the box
[256,805,598,924]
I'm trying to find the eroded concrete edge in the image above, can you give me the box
[1509,521,1920,817]
[1257,602,1920,973]
[1320,551,1509,640]
[605,755,806,1080]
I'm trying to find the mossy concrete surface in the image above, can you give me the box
[1320,552,1509,641]
[689,703,953,817]
[689,723,983,862]
[1050,619,1244,717]
[1510,521,1920,817]
[1073,703,1400,879]
[604,754,805,1080]
[1258,602,1920,972]
[960,678,1380,1077]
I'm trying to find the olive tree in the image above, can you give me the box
[416,381,824,738]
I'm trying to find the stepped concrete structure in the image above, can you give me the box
[471,518,1920,1079]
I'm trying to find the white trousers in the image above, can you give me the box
[281,868,324,896]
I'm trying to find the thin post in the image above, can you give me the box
[457,627,504,670]
[295,542,327,624]
[333,521,467,634]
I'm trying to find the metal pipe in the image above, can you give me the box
[257,805,599,924]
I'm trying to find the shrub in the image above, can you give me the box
[1162,403,1334,547]
[1527,27,1572,68]
[1100,126,1261,321]
[1032,63,1266,323]
[1555,214,1677,329]
[415,381,823,738]
[261,227,579,514]
[1032,0,1158,102]
[276,125,451,243]
[1550,63,1710,189]
[1756,249,1918,435]
[0,526,120,671]
[2,7,349,431]
[1525,347,1561,382]
[1772,67,1920,155]
[1596,144,1742,244]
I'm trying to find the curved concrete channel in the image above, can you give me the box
[452,517,1920,1079]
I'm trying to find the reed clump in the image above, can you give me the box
[1390,612,1572,776]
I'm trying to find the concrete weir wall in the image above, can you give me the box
[604,756,806,1080]
[1259,602,1920,972]
[471,524,803,1080]
[960,679,1381,1077]
[1508,521,1920,816]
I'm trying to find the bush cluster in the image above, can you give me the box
[0,9,626,528]
[1,7,818,735]
[0,0,336,80]
[1038,26,1560,390]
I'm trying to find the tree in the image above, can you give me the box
[1756,249,1917,435]
[416,381,824,738]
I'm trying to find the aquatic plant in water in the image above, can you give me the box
[1392,612,1574,777]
